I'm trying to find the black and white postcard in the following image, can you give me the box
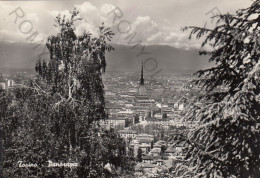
[0,0,259,177]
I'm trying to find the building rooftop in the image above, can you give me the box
[105,104,123,109]
[134,166,143,171]
[143,155,154,160]
[142,163,155,168]
[166,147,175,153]
[151,149,160,153]
[118,129,137,134]
[107,118,126,121]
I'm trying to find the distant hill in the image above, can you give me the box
[107,44,212,73]
[0,41,213,74]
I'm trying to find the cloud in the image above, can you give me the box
[111,14,201,49]
[113,16,159,44]
[26,13,40,24]
[50,9,71,19]
[132,16,159,37]
[0,1,200,49]
[0,0,253,50]
[0,29,25,42]
[75,2,97,14]
[146,31,201,49]
[49,2,117,37]
[0,4,47,43]
[100,3,116,15]
[147,31,185,44]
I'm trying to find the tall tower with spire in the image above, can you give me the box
[140,62,144,85]
[135,62,155,121]
[137,62,146,96]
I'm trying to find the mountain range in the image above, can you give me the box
[0,41,213,74]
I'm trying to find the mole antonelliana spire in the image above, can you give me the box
[135,62,155,121]
[137,62,146,96]
[140,62,144,85]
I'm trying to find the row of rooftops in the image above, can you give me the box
[0,77,15,89]
[145,117,172,122]
[118,129,137,134]
[134,139,187,175]
[143,155,166,161]
[135,162,168,170]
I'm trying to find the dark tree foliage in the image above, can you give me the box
[125,118,132,127]
[174,1,260,177]
[134,114,140,124]
[2,9,134,177]
[137,147,143,162]
[162,113,167,119]
[151,141,154,149]
[0,88,13,178]
[161,145,167,159]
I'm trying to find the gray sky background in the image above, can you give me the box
[0,0,253,49]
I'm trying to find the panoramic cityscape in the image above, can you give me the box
[0,0,260,177]
[0,62,199,176]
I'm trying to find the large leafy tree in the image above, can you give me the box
[174,1,260,177]
[2,9,134,177]
[0,87,13,178]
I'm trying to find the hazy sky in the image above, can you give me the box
[0,0,253,49]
